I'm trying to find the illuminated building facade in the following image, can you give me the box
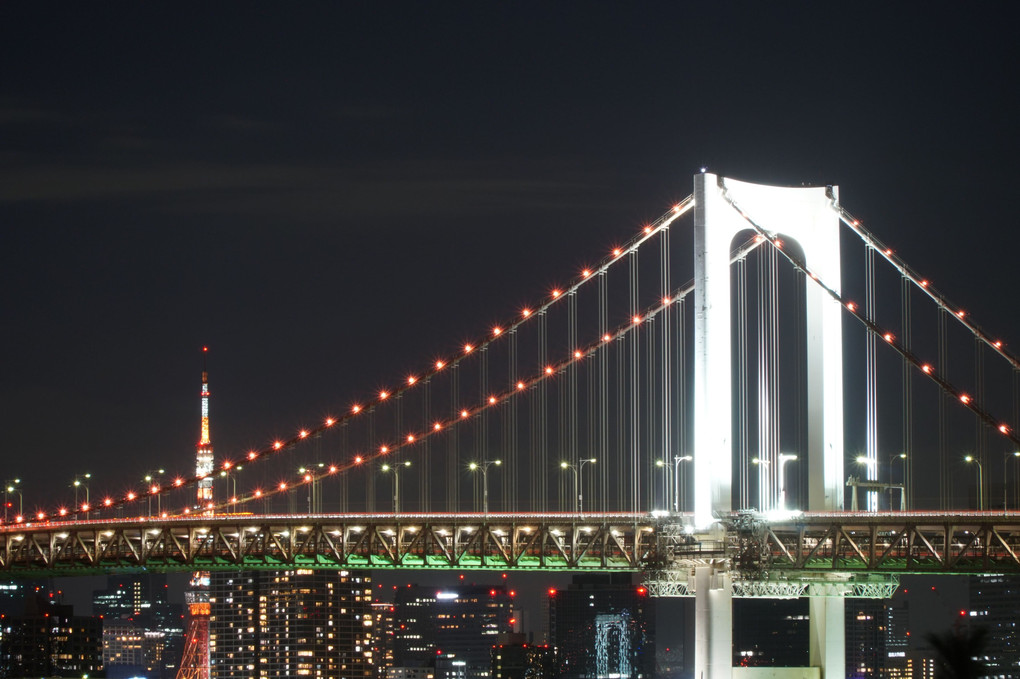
[967,574,1020,677]
[208,569,373,678]
[0,602,104,678]
[845,599,886,678]
[391,584,514,679]
[547,574,654,679]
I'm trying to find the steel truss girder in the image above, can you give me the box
[0,514,655,575]
[749,513,1020,573]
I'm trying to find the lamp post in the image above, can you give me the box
[144,469,166,516]
[889,454,907,510]
[220,465,242,506]
[1004,452,1020,511]
[560,458,596,516]
[469,459,502,517]
[381,461,411,515]
[964,455,984,510]
[4,479,21,522]
[778,454,798,511]
[297,464,323,514]
[72,473,91,510]
[655,456,693,513]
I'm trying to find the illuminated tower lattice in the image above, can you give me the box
[177,347,213,679]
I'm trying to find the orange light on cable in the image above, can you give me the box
[380,391,389,400]
[461,409,469,418]
[885,248,893,256]
[126,492,136,501]
[994,341,1003,348]
[59,508,67,516]
[104,498,113,507]
[633,315,641,324]
[663,296,671,305]
[254,489,263,498]
[922,364,932,374]
[603,333,611,342]
[884,333,894,343]
[325,417,335,426]
[273,441,283,450]
[352,405,361,414]
[37,512,46,520]
[960,394,971,404]
[354,456,363,465]
[488,396,497,405]
[408,376,417,385]
[279,482,288,491]
[999,424,1011,435]
[493,326,502,336]
[613,248,622,257]
[150,485,159,494]
[545,366,554,375]
[303,473,312,482]
[248,451,258,460]
[957,310,966,318]
[574,350,582,359]
[846,302,856,312]
[81,503,89,511]
[407,434,415,443]
[517,381,525,390]
[522,309,531,318]
[329,465,338,473]
[921,280,929,287]
[464,344,474,353]
[174,477,184,486]
[581,269,591,278]
[380,446,389,454]
[644,225,652,234]
[435,360,445,369]
[672,204,682,213]
[433,422,442,431]
[299,430,308,438]
[551,290,561,298]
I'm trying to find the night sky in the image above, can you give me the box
[3,2,1017,505]
[2,0,1015,646]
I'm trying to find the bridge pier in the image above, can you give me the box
[694,564,733,679]
[808,597,845,679]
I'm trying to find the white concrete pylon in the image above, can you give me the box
[693,173,845,527]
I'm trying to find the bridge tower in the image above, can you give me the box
[691,174,845,679]
[177,348,213,679]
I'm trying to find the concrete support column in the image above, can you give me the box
[694,565,733,679]
[809,597,845,678]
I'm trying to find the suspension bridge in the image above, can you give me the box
[4,173,1020,678]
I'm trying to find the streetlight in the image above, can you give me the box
[469,459,502,517]
[381,461,412,515]
[298,463,325,513]
[889,454,907,510]
[1004,452,1020,511]
[144,469,166,516]
[220,465,242,506]
[778,454,798,511]
[655,456,692,513]
[4,479,22,522]
[72,473,91,509]
[962,454,979,507]
[560,458,596,516]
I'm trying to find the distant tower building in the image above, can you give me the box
[547,574,654,679]
[93,573,185,678]
[0,596,104,678]
[967,574,1020,676]
[391,584,514,679]
[208,569,374,678]
[178,347,214,679]
[845,599,886,678]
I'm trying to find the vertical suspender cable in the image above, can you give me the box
[938,308,949,508]
[661,226,672,512]
[569,290,579,507]
[865,246,878,511]
[975,338,986,507]
[537,312,548,511]
[737,258,749,509]
[450,363,459,511]
[599,271,610,511]
[629,250,641,513]
[422,380,430,512]
[507,328,518,512]
[901,276,913,509]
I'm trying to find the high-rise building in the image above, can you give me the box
[547,573,654,679]
[846,598,887,678]
[391,584,514,679]
[94,574,185,679]
[490,633,554,679]
[967,574,1020,677]
[208,568,373,678]
[0,599,104,678]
